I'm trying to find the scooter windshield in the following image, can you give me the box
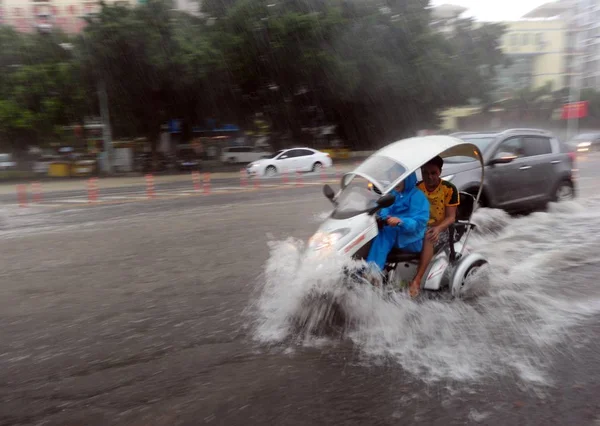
[331,178,379,220]
[344,155,407,193]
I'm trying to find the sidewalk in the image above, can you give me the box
[0,164,357,196]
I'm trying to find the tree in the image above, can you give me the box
[0,0,509,156]
[79,0,236,161]
[0,27,85,151]
[445,18,509,105]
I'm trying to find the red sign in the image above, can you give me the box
[561,101,589,119]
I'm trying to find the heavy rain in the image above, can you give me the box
[1,0,600,425]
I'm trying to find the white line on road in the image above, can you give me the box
[56,199,90,203]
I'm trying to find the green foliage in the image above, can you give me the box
[0,27,85,150]
[1,0,509,151]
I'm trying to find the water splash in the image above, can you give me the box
[250,198,600,384]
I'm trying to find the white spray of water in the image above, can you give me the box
[250,199,600,384]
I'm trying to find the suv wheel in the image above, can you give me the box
[554,180,574,202]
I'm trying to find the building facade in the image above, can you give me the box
[0,0,201,33]
[495,17,569,97]
[524,0,600,91]
[573,0,600,89]
[0,0,138,33]
[429,3,467,34]
[173,0,200,16]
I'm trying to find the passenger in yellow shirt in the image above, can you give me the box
[409,156,459,297]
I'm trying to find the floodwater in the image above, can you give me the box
[2,189,600,424]
[251,198,600,387]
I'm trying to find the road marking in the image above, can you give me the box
[57,199,90,203]
[0,178,340,210]
[102,195,149,200]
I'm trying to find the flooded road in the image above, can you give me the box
[1,156,600,425]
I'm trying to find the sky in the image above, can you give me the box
[430,0,551,22]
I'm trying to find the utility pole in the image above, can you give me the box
[97,79,114,173]
[567,0,581,142]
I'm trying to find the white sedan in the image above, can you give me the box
[246,147,333,177]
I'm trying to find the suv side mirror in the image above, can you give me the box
[323,184,335,202]
[489,152,517,165]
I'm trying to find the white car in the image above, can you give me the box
[0,153,17,170]
[220,146,272,164]
[246,147,333,177]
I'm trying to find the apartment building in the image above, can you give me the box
[429,3,468,34]
[174,0,200,15]
[524,0,600,91]
[495,17,569,97]
[573,0,600,89]
[0,0,138,33]
[0,0,201,34]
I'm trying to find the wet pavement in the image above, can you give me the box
[1,154,600,425]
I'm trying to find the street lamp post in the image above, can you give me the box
[567,1,582,142]
[97,79,114,173]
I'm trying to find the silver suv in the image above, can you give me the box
[442,129,576,212]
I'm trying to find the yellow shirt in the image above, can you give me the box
[417,180,460,225]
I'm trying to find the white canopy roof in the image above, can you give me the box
[377,135,483,171]
[342,135,484,194]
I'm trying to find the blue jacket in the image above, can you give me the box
[377,172,430,246]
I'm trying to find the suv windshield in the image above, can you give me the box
[445,136,496,163]
[332,177,379,219]
[344,155,406,192]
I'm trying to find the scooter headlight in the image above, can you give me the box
[308,228,350,251]
[442,174,455,182]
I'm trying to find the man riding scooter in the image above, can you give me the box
[365,171,430,289]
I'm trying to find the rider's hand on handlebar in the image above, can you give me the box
[387,217,402,227]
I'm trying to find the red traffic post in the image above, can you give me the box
[145,174,156,199]
[282,168,289,185]
[203,173,211,195]
[296,171,303,187]
[87,177,98,203]
[240,169,248,188]
[192,171,201,191]
[253,172,261,189]
[31,182,42,203]
[16,184,28,208]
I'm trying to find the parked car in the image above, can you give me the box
[33,155,59,174]
[221,146,272,164]
[567,132,600,153]
[0,153,17,170]
[447,129,576,212]
[246,147,333,177]
[134,152,173,173]
[71,154,98,177]
[175,147,201,171]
